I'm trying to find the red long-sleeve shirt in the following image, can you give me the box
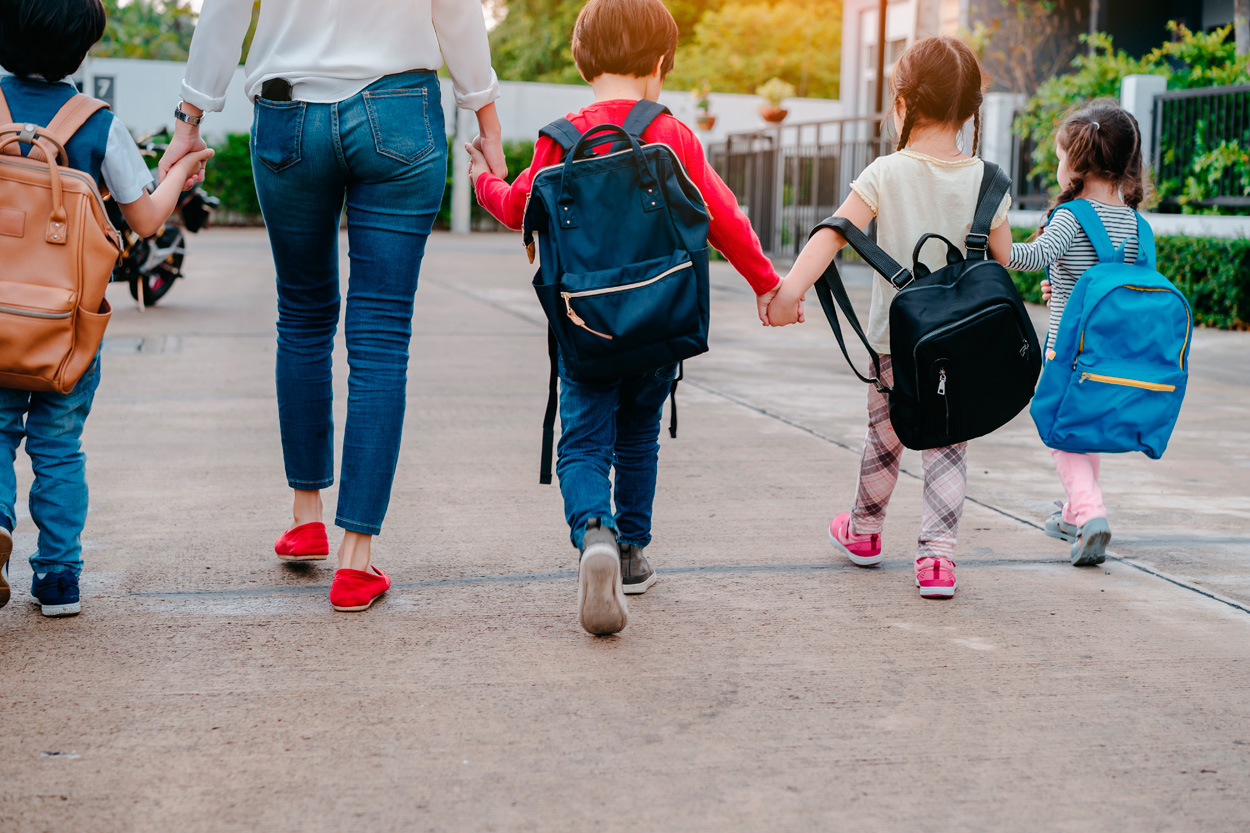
[474,99,780,295]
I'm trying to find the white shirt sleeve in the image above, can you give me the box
[101,117,156,205]
[431,0,500,110]
[180,0,256,113]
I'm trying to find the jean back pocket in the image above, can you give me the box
[362,88,434,164]
[252,99,306,173]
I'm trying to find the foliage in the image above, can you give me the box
[963,0,1081,95]
[205,133,262,219]
[1016,25,1250,208]
[756,77,795,105]
[692,80,712,112]
[1173,138,1250,210]
[489,0,585,85]
[669,1,840,99]
[1009,226,1250,329]
[93,0,197,61]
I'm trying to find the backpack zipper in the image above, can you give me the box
[560,261,693,340]
[1079,372,1175,392]
[0,304,72,319]
[1075,285,1191,370]
[937,368,950,435]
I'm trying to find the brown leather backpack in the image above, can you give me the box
[0,91,122,394]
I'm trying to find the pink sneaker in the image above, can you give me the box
[915,556,956,598]
[828,513,882,566]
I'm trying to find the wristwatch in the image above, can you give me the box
[173,104,204,127]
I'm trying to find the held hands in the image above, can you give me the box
[1040,279,1052,304]
[158,118,209,192]
[764,277,807,327]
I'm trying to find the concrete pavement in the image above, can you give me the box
[1,229,1248,832]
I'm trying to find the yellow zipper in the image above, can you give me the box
[560,261,692,340]
[1080,372,1175,392]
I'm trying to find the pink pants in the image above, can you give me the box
[849,356,967,560]
[1050,449,1106,527]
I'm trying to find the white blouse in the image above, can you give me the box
[181,0,499,112]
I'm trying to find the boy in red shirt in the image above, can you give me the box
[467,0,782,636]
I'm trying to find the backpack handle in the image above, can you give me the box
[556,125,662,228]
[910,232,964,279]
[0,132,70,245]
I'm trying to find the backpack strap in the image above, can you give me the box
[809,216,909,392]
[1134,211,1157,269]
[0,86,17,157]
[965,161,1010,260]
[539,327,560,485]
[621,100,671,138]
[1054,199,1116,263]
[2,94,109,163]
[538,118,582,154]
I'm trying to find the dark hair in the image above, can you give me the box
[0,0,106,82]
[1054,101,1148,210]
[572,0,678,82]
[891,36,985,156]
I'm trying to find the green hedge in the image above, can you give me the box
[1010,226,1250,330]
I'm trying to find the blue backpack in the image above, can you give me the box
[522,100,711,482]
[1029,200,1192,459]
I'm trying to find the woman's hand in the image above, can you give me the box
[159,104,209,191]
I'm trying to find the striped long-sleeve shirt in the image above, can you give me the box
[1008,200,1140,351]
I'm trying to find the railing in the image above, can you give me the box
[1010,127,1051,211]
[1154,84,1250,208]
[708,116,888,258]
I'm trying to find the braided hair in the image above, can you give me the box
[891,37,985,156]
[1053,101,1148,210]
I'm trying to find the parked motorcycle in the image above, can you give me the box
[105,135,220,308]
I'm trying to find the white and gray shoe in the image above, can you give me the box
[577,519,628,635]
[1044,500,1077,543]
[620,544,657,595]
[1071,517,1112,566]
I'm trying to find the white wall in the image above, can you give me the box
[77,58,842,143]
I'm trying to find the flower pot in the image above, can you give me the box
[760,106,788,123]
[696,115,717,131]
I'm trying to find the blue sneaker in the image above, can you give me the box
[31,570,81,617]
[0,528,11,608]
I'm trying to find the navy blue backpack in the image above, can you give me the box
[522,101,711,482]
[1029,200,1191,459]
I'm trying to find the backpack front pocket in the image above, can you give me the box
[559,250,700,360]
[0,280,75,379]
[1051,357,1187,457]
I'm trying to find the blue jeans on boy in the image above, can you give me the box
[556,357,678,551]
[250,71,447,535]
[0,353,101,577]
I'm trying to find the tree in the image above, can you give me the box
[92,0,197,61]
[668,1,841,99]
[964,0,1083,95]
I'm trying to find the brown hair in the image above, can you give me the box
[1053,101,1148,210]
[891,36,986,156]
[571,0,678,82]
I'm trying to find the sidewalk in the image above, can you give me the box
[1,229,1248,832]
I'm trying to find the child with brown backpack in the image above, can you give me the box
[0,0,212,616]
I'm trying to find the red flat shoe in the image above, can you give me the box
[274,522,330,562]
[330,565,390,612]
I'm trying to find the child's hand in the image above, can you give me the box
[766,283,806,327]
[464,139,489,187]
[1041,279,1052,304]
[168,148,214,190]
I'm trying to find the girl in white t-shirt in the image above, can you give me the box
[768,36,1012,598]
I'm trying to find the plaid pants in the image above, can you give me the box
[849,355,967,560]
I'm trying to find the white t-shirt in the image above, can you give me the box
[849,149,1012,353]
[182,0,500,112]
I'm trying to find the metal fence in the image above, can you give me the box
[708,117,888,259]
[1154,83,1250,208]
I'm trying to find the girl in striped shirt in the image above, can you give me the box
[1008,101,1149,565]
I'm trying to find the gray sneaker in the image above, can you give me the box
[1071,517,1112,566]
[620,544,657,595]
[577,519,628,635]
[1044,500,1077,543]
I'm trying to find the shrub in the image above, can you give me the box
[1009,226,1250,329]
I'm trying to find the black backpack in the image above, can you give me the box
[811,161,1041,450]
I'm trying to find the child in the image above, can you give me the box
[0,0,213,616]
[466,0,781,634]
[1006,102,1147,565]
[767,37,1012,598]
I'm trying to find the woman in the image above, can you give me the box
[161,0,505,612]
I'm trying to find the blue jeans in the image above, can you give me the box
[251,71,447,535]
[556,358,678,551]
[0,353,101,577]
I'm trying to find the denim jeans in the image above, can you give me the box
[0,353,101,576]
[556,357,678,551]
[251,71,447,535]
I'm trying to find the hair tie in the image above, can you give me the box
[1092,121,1100,130]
